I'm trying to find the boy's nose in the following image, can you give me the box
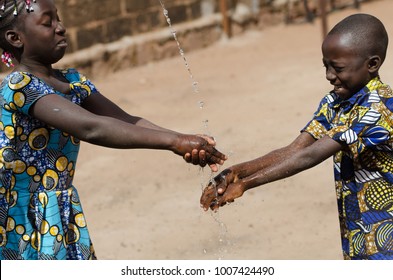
[325,69,336,82]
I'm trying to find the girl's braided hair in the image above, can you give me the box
[0,0,36,67]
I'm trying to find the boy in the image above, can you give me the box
[201,13,393,260]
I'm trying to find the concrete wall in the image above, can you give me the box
[0,0,375,76]
[57,0,368,54]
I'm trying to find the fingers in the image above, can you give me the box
[200,183,219,211]
[208,163,218,172]
[197,134,216,146]
[182,135,227,170]
[184,148,224,172]
[200,174,230,210]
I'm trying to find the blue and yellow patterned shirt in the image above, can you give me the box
[303,77,393,259]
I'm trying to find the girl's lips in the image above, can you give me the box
[57,39,68,47]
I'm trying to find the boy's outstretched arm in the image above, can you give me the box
[201,133,343,211]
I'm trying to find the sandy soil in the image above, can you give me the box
[73,0,393,260]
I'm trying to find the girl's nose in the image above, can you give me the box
[56,22,66,35]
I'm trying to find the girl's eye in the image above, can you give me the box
[41,16,53,26]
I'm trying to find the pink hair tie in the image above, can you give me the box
[25,0,36,12]
[1,51,14,67]
[0,0,37,16]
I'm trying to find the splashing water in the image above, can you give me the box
[158,0,231,259]
[158,0,213,136]
[158,0,200,94]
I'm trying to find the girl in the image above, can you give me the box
[0,0,227,260]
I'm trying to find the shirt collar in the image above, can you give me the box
[329,77,384,111]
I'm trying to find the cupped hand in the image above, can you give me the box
[200,168,246,211]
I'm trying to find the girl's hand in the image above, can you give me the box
[175,134,227,172]
[200,167,247,211]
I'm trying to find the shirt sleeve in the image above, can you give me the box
[2,72,56,116]
[301,95,332,140]
[65,69,99,105]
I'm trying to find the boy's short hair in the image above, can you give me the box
[328,13,389,63]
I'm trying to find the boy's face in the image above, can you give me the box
[322,33,372,100]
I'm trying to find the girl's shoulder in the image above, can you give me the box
[57,68,85,83]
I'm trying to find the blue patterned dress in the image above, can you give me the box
[0,69,97,260]
[303,77,393,259]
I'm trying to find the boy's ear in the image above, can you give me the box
[5,30,23,48]
[368,55,382,73]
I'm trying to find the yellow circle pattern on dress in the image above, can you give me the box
[66,223,80,244]
[28,128,49,150]
[13,160,27,174]
[27,166,37,176]
[8,190,17,207]
[13,91,26,108]
[42,169,59,190]
[38,192,48,207]
[8,73,31,90]
[75,213,86,228]
[30,231,41,250]
[22,234,30,242]
[40,221,50,235]
[16,126,23,137]
[0,226,7,246]
[50,225,59,236]
[4,126,15,140]
[6,217,15,232]
[56,156,68,172]
[16,225,25,235]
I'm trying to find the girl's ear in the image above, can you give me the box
[368,55,382,74]
[5,30,23,48]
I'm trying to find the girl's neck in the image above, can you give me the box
[16,60,55,78]
[15,61,70,94]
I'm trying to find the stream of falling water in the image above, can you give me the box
[158,0,230,259]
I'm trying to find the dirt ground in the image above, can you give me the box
[73,0,393,260]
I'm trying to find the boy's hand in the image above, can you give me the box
[181,134,227,172]
[200,168,246,211]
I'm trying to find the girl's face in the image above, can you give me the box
[17,0,67,65]
[322,33,372,100]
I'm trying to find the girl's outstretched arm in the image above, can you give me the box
[81,92,225,171]
[31,93,227,170]
[82,92,177,131]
